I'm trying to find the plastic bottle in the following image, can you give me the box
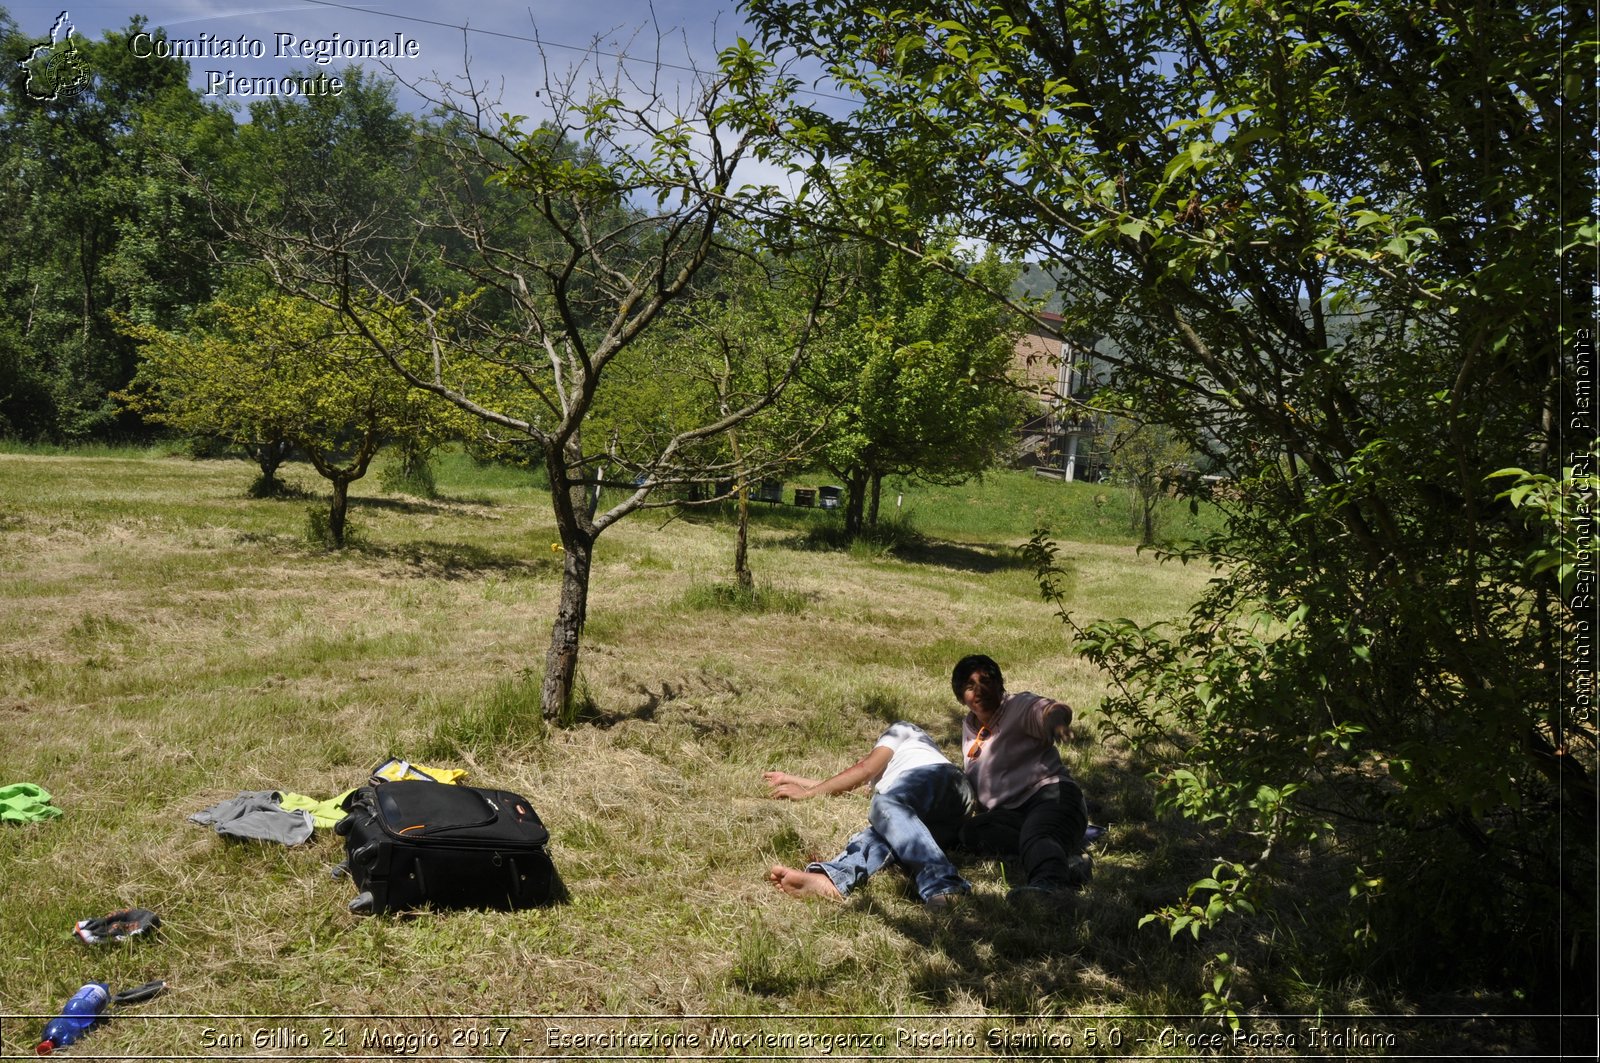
[36,982,109,1055]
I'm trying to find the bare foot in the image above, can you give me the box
[766,864,843,902]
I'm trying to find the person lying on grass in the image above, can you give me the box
[953,653,1093,905]
[764,721,974,910]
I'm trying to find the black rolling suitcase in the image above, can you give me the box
[336,781,561,913]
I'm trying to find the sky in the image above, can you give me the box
[5,0,762,114]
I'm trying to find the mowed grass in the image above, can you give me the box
[2,448,1406,1057]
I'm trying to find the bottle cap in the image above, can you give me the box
[36,1039,55,1056]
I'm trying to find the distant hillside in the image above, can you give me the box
[1011,262,1065,312]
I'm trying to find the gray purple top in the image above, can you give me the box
[961,691,1072,810]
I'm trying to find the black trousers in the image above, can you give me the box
[959,781,1088,890]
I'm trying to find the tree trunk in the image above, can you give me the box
[255,438,289,482]
[249,438,290,497]
[541,434,596,723]
[734,484,752,591]
[587,459,605,521]
[1140,490,1157,546]
[328,476,351,548]
[542,532,593,722]
[867,472,884,528]
[729,426,752,591]
[843,467,868,537]
[386,440,436,498]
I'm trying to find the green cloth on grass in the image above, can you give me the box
[0,782,63,823]
[278,790,354,830]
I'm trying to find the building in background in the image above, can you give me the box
[1011,311,1111,482]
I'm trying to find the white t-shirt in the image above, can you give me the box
[872,721,956,794]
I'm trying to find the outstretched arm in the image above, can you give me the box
[1043,699,1074,743]
[765,746,894,800]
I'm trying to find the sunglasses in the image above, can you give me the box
[966,726,992,759]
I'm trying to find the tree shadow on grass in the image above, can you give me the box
[854,888,1098,1007]
[567,680,676,729]
[359,539,558,579]
[246,478,315,500]
[869,862,1574,1057]
[264,490,503,514]
[777,530,1035,574]
[348,493,503,516]
[572,674,747,731]
[665,498,813,528]
[894,539,1036,573]
[232,528,549,579]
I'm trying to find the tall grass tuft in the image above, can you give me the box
[379,452,438,499]
[730,922,826,995]
[798,512,924,558]
[423,671,547,758]
[680,579,809,614]
[303,504,365,549]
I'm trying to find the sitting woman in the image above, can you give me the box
[952,653,1091,903]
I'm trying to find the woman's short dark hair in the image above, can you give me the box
[951,654,1003,700]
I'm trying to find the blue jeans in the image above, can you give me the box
[808,764,972,901]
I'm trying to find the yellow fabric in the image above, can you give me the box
[370,759,467,785]
[277,790,354,830]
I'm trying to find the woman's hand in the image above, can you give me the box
[764,771,820,799]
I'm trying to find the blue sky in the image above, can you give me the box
[6,0,757,113]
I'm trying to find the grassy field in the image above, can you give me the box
[0,448,1494,1058]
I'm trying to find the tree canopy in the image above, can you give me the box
[787,242,1026,533]
[121,292,465,544]
[0,14,235,437]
